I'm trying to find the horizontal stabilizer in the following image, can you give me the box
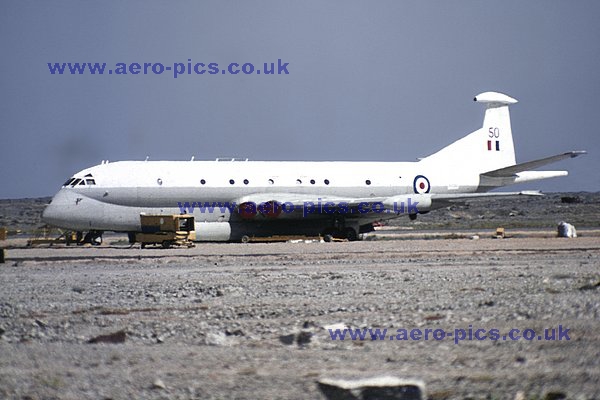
[432,190,543,201]
[482,151,586,178]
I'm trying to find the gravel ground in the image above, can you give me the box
[0,238,599,399]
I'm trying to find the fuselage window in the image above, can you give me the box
[268,179,274,185]
[243,179,249,185]
[71,178,82,187]
[229,179,235,185]
[200,179,206,185]
[157,178,163,185]
[365,179,371,185]
[85,179,96,185]
[324,179,330,185]
[78,180,85,186]
[310,179,315,185]
[296,179,302,184]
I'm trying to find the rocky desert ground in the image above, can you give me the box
[0,194,599,399]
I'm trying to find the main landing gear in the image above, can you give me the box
[76,230,103,246]
[321,226,359,242]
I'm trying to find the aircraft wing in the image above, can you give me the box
[233,193,394,208]
[232,191,543,215]
[481,151,586,178]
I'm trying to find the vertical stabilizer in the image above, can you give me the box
[422,92,517,173]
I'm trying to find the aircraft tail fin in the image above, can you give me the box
[421,92,518,174]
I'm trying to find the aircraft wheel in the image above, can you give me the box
[240,235,250,244]
[344,227,358,241]
[162,241,172,249]
[83,231,103,246]
[322,227,337,242]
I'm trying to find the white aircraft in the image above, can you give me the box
[42,92,585,243]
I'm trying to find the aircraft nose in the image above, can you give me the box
[42,190,73,229]
[41,202,60,226]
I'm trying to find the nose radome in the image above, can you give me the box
[41,202,52,222]
[42,200,63,227]
[41,189,74,229]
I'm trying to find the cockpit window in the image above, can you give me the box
[63,178,75,186]
[64,174,95,188]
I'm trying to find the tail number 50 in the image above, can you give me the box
[488,127,500,138]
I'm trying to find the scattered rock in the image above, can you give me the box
[279,334,295,345]
[557,222,577,238]
[296,331,313,347]
[152,378,166,390]
[87,330,127,344]
[323,323,348,332]
[205,332,228,346]
[303,320,318,329]
[544,391,567,400]
[279,331,314,347]
[514,391,526,400]
[579,280,600,291]
[318,376,425,400]
[34,319,47,329]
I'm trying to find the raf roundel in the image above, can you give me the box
[413,175,431,194]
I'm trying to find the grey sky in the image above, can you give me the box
[1,1,598,198]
